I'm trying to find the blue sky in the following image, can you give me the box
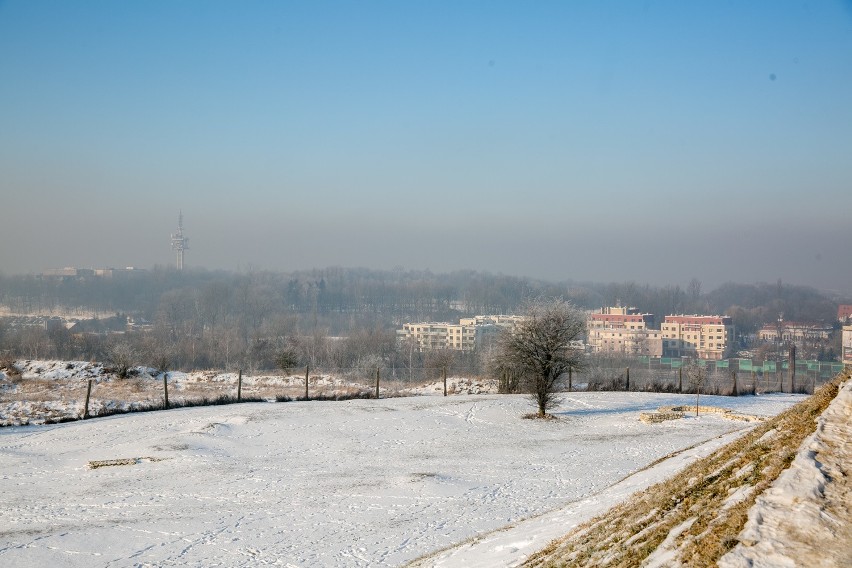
[1,1,851,291]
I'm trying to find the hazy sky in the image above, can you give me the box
[1,1,851,291]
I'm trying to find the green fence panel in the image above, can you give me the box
[716,360,729,369]
[661,357,672,366]
[698,360,707,367]
[638,356,650,365]
[671,360,683,369]
[739,359,753,371]
[763,361,777,372]
[807,361,820,371]
[831,363,844,373]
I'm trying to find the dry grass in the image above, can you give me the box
[87,457,168,469]
[639,405,765,424]
[523,412,560,420]
[1,367,417,425]
[523,372,846,568]
[1,358,21,377]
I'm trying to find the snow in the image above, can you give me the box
[0,389,806,567]
[642,517,696,568]
[719,378,852,568]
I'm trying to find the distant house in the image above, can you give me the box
[838,305,852,323]
[42,317,66,332]
[66,315,128,335]
[41,267,95,280]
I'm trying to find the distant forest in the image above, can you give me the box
[0,267,846,371]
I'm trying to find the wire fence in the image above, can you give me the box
[2,358,844,426]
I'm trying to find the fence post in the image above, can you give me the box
[625,367,630,391]
[237,369,242,402]
[752,370,757,395]
[305,365,309,401]
[789,346,796,394]
[375,366,380,399]
[163,372,169,409]
[731,369,738,397]
[568,367,573,392]
[678,367,683,393]
[83,379,93,419]
[443,366,447,397]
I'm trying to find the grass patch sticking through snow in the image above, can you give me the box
[88,456,168,469]
[523,373,846,568]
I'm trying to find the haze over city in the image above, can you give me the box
[1,1,850,291]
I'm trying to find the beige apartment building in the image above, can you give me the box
[661,315,733,360]
[397,315,521,352]
[587,306,662,356]
[842,325,852,366]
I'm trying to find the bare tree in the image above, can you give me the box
[106,341,137,378]
[684,361,707,416]
[493,297,586,417]
[424,349,455,380]
[399,336,421,383]
[143,334,175,376]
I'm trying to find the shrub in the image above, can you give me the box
[1,357,21,377]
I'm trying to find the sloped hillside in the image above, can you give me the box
[524,372,850,567]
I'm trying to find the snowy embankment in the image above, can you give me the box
[719,377,852,567]
[0,388,804,568]
[517,374,849,568]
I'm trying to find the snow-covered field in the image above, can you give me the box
[0,390,806,567]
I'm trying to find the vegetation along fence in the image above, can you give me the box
[2,357,843,426]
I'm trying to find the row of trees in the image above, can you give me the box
[0,316,482,381]
[1,268,843,340]
[0,292,593,418]
[5,292,818,418]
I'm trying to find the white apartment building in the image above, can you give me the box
[758,321,832,344]
[661,315,733,360]
[397,315,521,352]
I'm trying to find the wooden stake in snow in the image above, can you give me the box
[237,369,242,402]
[678,367,683,393]
[163,373,169,409]
[304,365,309,400]
[568,367,573,392]
[375,367,380,399]
[83,379,93,419]
[443,366,447,397]
[625,367,630,391]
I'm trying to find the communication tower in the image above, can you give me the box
[170,211,189,270]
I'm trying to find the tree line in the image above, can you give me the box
[0,267,846,371]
